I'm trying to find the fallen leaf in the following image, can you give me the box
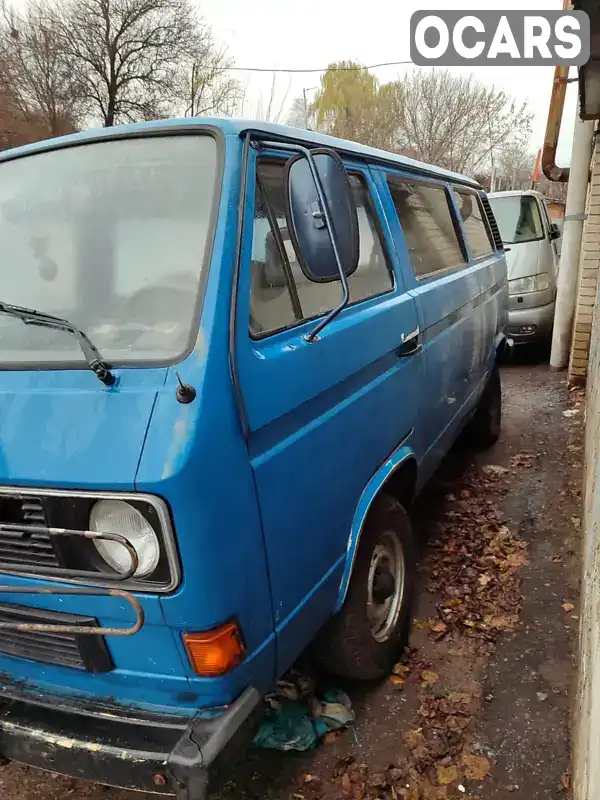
[562,770,571,790]
[404,728,425,750]
[483,614,517,630]
[462,753,491,781]
[420,670,439,685]
[563,408,579,417]
[478,573,492,587]
[536,692,549,702]
[482,464,509,476]
[389,675,405,686]
[505,551,528,568]
[562,602,575,612]
[393,663,410,677]
[353,782,365,800]
[442,598,462,608]
[342,773,352,793]
[447,691,472,704]
[436,764,458,785]
[463,619,477,628]
[428,619,448,634]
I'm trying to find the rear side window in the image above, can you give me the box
[250,160,393,336]
[386,175,465,279]
[452,188,494,259]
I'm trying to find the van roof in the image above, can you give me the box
[0,116,481,189]
[488,190,546,199]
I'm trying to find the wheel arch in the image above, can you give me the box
[335,444,418,612]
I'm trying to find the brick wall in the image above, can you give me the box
[570,133,600,385]
[573,244,600,800]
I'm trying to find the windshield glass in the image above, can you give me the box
[0,134,217,366]
[488,195,544,245]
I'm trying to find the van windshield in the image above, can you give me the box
[0,134,218,367]
[488,195,544,245]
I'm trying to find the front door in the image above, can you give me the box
[235,145,422,673]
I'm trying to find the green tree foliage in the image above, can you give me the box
[310,63,533,176]
[312,61,402,151]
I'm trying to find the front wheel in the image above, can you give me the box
[314,495,416,680]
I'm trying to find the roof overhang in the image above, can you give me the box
[574,0,600,119]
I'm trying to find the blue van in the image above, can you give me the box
[0,118,507,797]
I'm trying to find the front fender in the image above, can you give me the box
[335,442,417,612]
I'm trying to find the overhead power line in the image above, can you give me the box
[223,60,413,74]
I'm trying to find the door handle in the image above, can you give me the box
[398,327,422,358]
[398,341,423,358]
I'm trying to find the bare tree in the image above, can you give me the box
[398,69,533,175]
[251,72,291,123]
[184,43,240,118]
[286,95,314,129]
[57,0,237,127]
[495,142,537,191]
[0,0,80,136]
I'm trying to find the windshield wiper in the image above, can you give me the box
[0,301,115,386]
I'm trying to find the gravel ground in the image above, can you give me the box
[0,358,583,800]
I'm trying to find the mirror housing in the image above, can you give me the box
[284,148,359,283]
[549,222,561,240]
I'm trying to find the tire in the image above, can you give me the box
[315,495,416,680]
[465,365,502,448]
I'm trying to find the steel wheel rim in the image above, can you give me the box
[366,531,405,643]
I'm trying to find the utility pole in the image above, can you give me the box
[302,86,318,130]
[549,112,595,370]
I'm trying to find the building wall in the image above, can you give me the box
[569,134,600,385]
[547,200,566,220]
[574,270,600,800]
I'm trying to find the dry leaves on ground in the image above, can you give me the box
[461,753,491,781]
[426,467,526,643]
[392,464,523,798]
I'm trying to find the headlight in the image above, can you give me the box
[90,499,161,578]
[509,274,550,294]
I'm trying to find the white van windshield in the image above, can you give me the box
[488,195,544,245]
[0,135,217,366]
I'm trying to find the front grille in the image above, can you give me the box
[0,604,113,672]
[0,495,60,571]
[480,193,504,251]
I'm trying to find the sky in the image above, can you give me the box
[203,0,579,164]
[8,0,581,165]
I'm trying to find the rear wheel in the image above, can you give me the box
[465,365,502,448]
[315,495,416,680]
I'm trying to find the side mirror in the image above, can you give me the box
[284,148,359,283]
[549,222,561,240]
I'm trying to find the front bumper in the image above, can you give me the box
[0,686,262,799]
[508,301,555,343]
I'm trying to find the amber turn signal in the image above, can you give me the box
[183,622,244,677]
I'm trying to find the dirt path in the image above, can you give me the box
[0,362,583,800]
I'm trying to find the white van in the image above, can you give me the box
[488,190,561,345]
